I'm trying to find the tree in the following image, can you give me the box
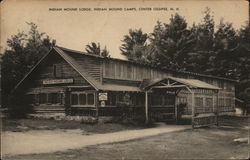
[85,42,101,55]
[85,42,110,57]
[237,22,250,81]
[101,46,110,57]
[185,8,216,73]
[211,20,240,78]
[120,29,148,61]
[149,14,196,70]
[1,22,55,116]
[235,22,250,115]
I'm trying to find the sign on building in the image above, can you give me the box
[100,101,105,107]
[43,78,74,85]
[99,92,108,101]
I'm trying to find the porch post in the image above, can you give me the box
[191,91,195,129]
[216,91,219,126]
[175,93,178,123]
[186,87,195,128]
[95,92,99,122]
[145,91,149,124]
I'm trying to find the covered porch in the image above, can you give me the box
[141,76,221,128]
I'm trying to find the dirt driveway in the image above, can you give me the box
[2,124,189,156]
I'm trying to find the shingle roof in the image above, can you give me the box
[57,46,237,82]
[13,46,231,93]
[140,76,221,91]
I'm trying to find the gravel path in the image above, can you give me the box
[2,124,189,156]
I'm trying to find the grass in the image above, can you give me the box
[1,118,147,134]
[2,115,250,160]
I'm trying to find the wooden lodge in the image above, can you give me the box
[14,46,237,127]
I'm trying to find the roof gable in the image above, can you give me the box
[14,47,102,91]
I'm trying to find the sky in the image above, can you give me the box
[1,0,249,59]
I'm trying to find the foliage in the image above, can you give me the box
[7,90,34,118]
[1,22,55,116]
[85,42,110,57]
[120,8,249,82]
[120,29,148,62]
[120,8,250,111]
[149,14,196,70]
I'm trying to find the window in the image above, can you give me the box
[87,93,94,105]
[39,93,47,104]
[31,93,62,105]
[79,94,86,105]
[71,92,95,106]
[53,64,62,78]
[71,94,78,105]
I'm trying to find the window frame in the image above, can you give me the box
[71,91,96,107]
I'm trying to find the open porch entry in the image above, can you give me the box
[141,76,221,128]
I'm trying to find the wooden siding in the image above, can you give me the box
[65,51,102,82]
[103,60,170,82]
[31,51,90,87]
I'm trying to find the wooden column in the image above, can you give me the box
[175,93,178,123]
[145,91,149,124]
[95,92,99,121]
[216,91,219,126]
[191,91,195,129]
[186,87,194,128]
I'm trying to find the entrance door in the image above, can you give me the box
[150,92,176,122]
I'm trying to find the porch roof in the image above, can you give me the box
[140,76,221,91]
[99,84,142,92]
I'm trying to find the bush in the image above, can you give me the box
[7,91,34,118]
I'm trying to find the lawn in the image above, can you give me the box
[2,115,249,160]
[2,118,147,134]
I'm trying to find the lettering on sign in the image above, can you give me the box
[43,79,74,85]
[99,93,108,101]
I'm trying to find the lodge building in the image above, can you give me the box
[14,46,236,127]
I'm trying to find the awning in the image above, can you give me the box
[99,84,142,92]
[140,76,221,91]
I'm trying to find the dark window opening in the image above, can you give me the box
[39,93,47,104]
[87,93,94,105]
[53,64,62,78]
[71,94,78,105]
[71,92,95,106]
[79,94,86,105]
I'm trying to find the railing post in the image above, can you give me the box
[145,91,149,124]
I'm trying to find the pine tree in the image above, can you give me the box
[120,29,147,61]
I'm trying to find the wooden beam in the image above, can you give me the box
[160,82,168,86]
[145,91,149,124]
[170,82,178,86]
[151,85,186,89]
[66,85,93,88]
